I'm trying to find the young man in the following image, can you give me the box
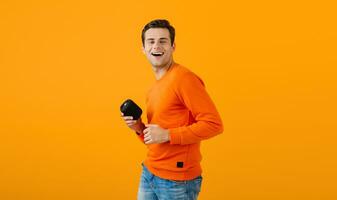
[121,19,223,200]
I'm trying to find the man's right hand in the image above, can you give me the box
[120,112,145,134]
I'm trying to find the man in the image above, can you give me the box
[121,19,223,200]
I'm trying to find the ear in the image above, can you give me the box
[172,43,176,52]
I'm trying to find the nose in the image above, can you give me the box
[153,41,162,50]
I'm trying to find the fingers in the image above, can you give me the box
[126,120,137,126]
[123,116,133,121]
[121,115,133,122]
[144,133,152,144]
[143,126,152,144]
[143,127,149,134]
[120,112,133,120]
[145,124,158,127]
[122,115,132,119]
[120,114,137,126]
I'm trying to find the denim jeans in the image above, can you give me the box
[137,164,202,200]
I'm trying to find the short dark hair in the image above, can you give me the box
[141,19,175,47]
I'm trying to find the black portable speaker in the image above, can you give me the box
[120,99,142,120]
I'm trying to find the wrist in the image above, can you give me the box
[166,129,170,141]
[136,123,145,135]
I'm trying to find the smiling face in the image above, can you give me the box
[142,28,175,69]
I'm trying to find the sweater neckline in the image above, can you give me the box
[155,62,177,83]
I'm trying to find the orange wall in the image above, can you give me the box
[1,0,336,199]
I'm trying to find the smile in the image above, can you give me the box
[151,52,164,57]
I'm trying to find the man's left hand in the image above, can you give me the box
[143,124,170,144]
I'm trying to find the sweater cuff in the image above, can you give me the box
[169,128,182,145]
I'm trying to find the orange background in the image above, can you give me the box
[1,0,336,199]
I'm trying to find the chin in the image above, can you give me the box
[151,62,163,68]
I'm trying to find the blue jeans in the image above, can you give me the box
[137,164,202,200]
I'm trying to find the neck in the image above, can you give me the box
[152,60,174,80]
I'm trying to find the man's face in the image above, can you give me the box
[142,28,175,68]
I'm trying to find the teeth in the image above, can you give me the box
[152,52,164,56]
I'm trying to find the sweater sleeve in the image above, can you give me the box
[169,72,223,145]
[135,122,145,143]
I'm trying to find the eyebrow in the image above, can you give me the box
[146,38,169,41]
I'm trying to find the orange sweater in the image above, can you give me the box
[140,63,223,180]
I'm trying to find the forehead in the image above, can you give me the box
[144,28,170,40]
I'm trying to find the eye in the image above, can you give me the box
[147,40,154,45]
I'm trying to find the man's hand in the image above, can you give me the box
[120,112,145,134]
[143,124,170,144]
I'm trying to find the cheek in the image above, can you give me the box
[144,45,152,51]
[143,47,151,55]
[164,49,173,57]
[165,46,173,53]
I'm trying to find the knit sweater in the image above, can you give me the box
[139,63,223,180]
